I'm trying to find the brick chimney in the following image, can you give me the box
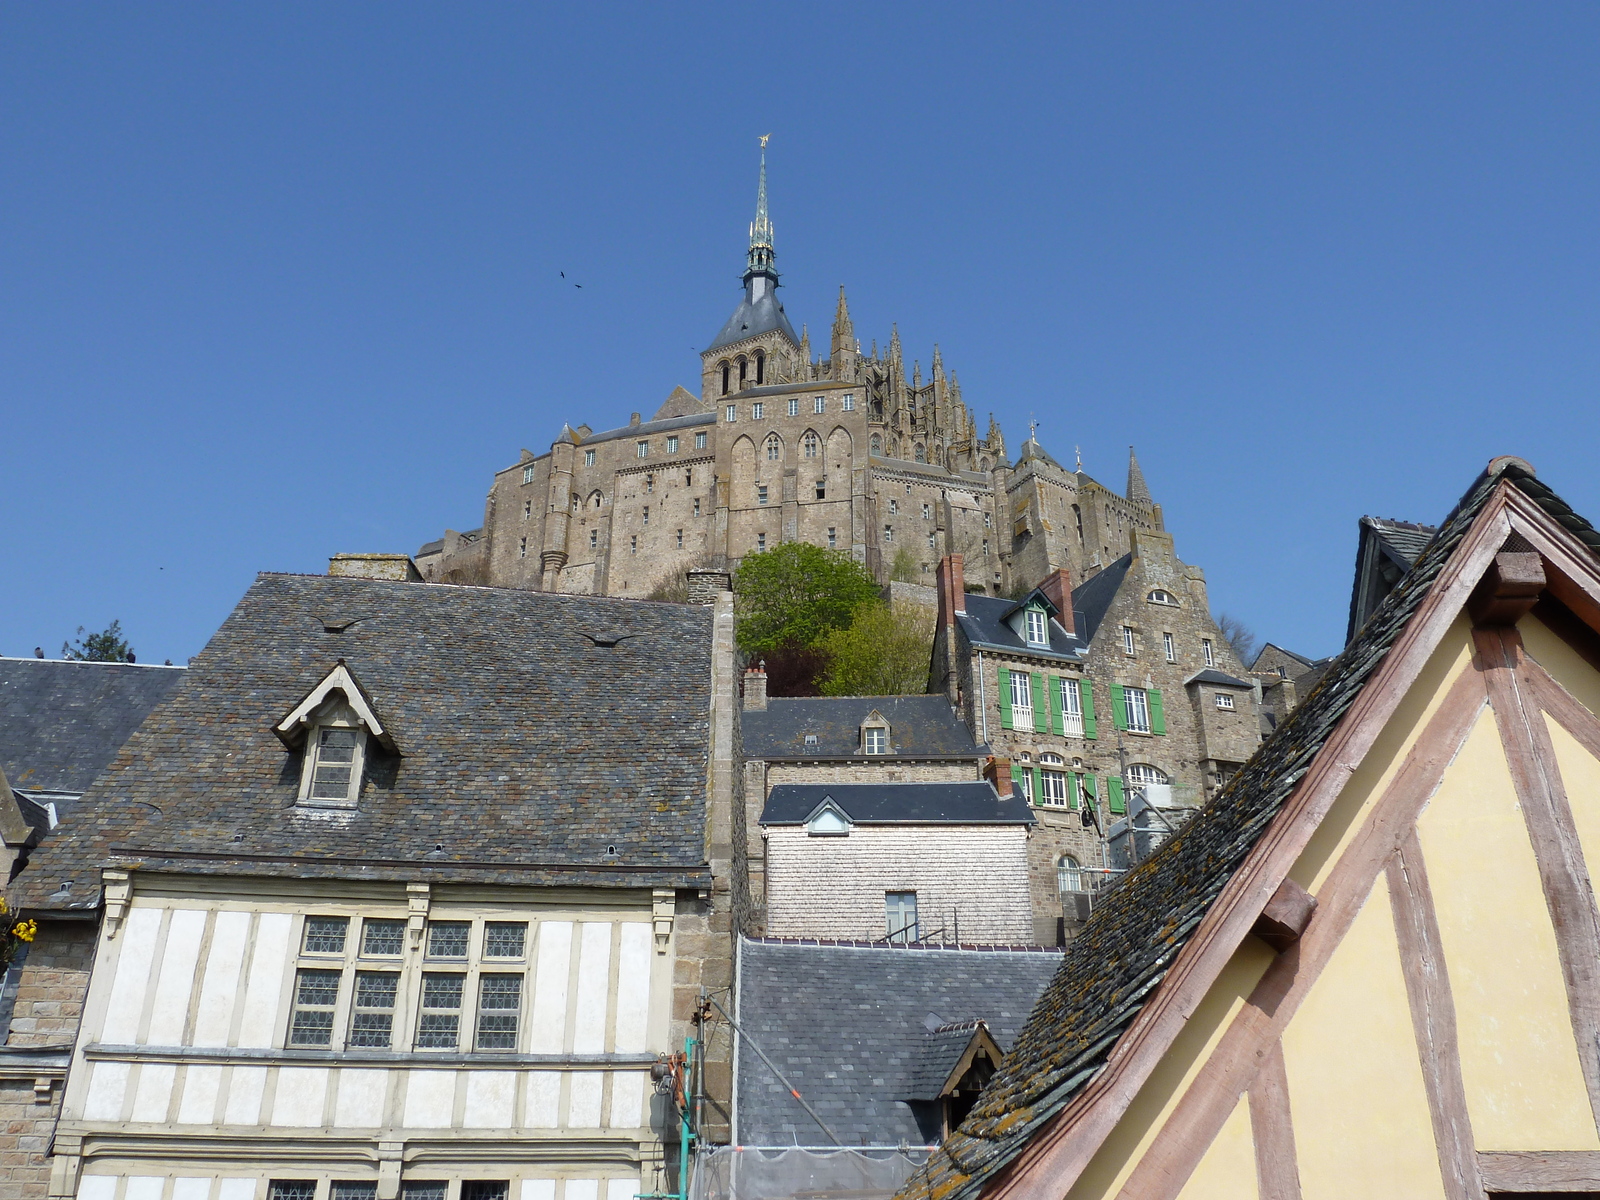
[935,554,966,626]
[984,755,1014,798]
[1037,567,1075,638]
[743,661,768,711]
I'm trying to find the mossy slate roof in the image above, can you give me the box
[14,574,715,910]
[897,459,1597,1200]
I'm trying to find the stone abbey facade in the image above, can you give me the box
[416,150,1163,599]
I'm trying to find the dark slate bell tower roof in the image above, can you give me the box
[705,143,801,354]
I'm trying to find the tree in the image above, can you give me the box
[1213,612,1259,667]
[888,547,918,583]
[818,602,935,696]
[733,543,881,654]
[62,620,133,662]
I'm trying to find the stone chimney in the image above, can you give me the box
[1036,567,1075,638]
[743,662,768,711]
[935,554,966,626]
[984,755,1014,798]
[687,568,732,605]
[329,554,422,582]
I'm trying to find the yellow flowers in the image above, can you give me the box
[12,919,36,943]
[0,897,11,916]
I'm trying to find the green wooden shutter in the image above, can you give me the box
[998,667,1012,730]
[1048,675,1064,735]
[1111,683,1128,731]
[1108,776,1126,815]
[1010,763,1024,798]
[1149,688,1166,735]
[1083,775,1097,812]
[1032,767,1043,806]
[1080,679,1097,739]
[1069,772,1081,810]
[1031,672,1048,732]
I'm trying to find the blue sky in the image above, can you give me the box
[4,4,1599,664]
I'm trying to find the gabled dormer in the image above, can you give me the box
[1002,589,1061,650]
[860,709,893,755]
[804,797,853,837]
[275,660,398,809]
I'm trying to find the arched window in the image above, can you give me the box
[720,361,730,396]
[1126,763,1169,806]
[590,491,603,509]
[571,493,580,511]
[738,357,748,388]
[914,443,927,463]
[802,431,820,458]
[755,351,765,386]
[979,457,990,473]
[1040,752,1068,807]
[871,434,882,455]
[1147,589,1177,606]
[1057,854,1084,895]
[764,433,782,461]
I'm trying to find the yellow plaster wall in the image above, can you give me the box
[1289,616,1476,895]
[1416,707,1599,1151]
[1547,715,1600,915]
[1521,614,1600,720]
[1063,939,1275,1200]
[1173,1094,1258,1200]
[1280,877,1446,1200]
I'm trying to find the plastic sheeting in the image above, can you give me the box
[690,1146,932,1200]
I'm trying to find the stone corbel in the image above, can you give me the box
[652,888,675,955]
[407,883,431,951]
[102,869,132,940]
[376,1140,405,1199]
[46,1135,81,1198]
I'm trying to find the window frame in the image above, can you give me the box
[752,402,765,420]
[1215,692,1236,709]
[1010,670,1034,722]
[842,394,855,412]
[1025,609,1048,646]
[695,431,708,450]
[788,397,800,417]
[636,440,648,459]
[1125,686,1152,734]
[814,395,826,414]
[1163,632,1176,663]
[1059,677,1083,736]
[584,449,596,466]
[297,704,368,809]
[1121,626,1136,656]
[1203,638,1215,667]
[886,891,918,943]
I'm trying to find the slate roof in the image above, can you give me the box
[743,695,983,760]
[956,595,1086,663]
[706,285,801,353]
[871,456,994,485]
[14,574,716,910]
[0,659,185,798]
[760,782,1033,827]
[1366,515,1439,566]
[573,410,715,449]
[736,939,1062,1147]
[1070,554,1133,645]
[1184,669,1252,688]
[898,458,1589,1200]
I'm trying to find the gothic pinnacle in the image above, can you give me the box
[746,135,776,277]
[1127,446,1153,506]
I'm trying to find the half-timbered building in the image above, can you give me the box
[899,456,1600,1199]
[12,572,740,1200]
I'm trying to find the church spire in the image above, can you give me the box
[747,135,776,279]
[1127,446,1152,506]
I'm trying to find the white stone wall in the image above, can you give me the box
[763,825,1031,944]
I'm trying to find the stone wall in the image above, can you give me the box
[0,917,96,1199]
[764,826,1032,944]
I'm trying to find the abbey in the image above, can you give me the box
[416,150,1162,598]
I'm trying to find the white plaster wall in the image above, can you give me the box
[764,825,1033,942]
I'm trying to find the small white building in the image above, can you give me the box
[759,782,1035,945]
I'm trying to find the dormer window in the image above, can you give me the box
[1025,609,1048,646]
[276,660,398,811]
[861,710,891,754]
[308,720,363,803]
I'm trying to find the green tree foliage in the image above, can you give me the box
[819,602,936,696]
[733,544,881,654]
[62,620,133,662]
[888,547,918,583]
